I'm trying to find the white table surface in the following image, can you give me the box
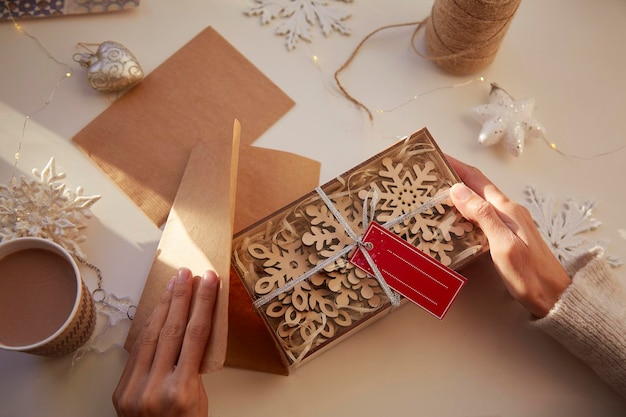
[1,1,625,416]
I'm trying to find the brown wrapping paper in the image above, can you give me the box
[72,25,322,373]
[73,26,296,227]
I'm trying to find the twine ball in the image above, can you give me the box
[424,0,521,75]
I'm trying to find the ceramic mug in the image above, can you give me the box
[0,237,96,356]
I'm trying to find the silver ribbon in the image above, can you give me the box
[252,186,452,309]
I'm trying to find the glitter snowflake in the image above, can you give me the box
[0,157,100,259]
[245,0,352,50]
[524,185,622,268]
[72,292,136,367]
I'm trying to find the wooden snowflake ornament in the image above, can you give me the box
[472,83,547,157]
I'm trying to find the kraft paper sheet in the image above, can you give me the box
[73,26,297,227]
[124,130,321,374]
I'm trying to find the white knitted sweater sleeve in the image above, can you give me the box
[532,257,626,399]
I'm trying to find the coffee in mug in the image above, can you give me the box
[0,237,96,356]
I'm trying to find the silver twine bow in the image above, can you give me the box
[252,186,453,309]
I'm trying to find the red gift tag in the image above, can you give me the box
[349,222,467,319]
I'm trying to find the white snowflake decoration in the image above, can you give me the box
[246,0,352,50]
[0,157,100,259]
[524,185,622,268]
[471,83,547,157]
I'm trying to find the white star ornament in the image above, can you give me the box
[471,83,547,157]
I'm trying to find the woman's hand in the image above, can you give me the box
[447,156,570,318]
[113,267,219,416]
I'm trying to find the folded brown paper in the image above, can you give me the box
[73,26,296,226]
[125,134,321,374]
[226,145,320,374]
[126,122,241,373]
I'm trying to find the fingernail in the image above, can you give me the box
[177,268,190,283]
[166,277,176,292]
[451,183,472,202]
[203,270,219,286]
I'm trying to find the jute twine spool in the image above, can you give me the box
[334,0,521,120]
[422,0,521,75]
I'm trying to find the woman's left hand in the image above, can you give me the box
[112,267,219,417]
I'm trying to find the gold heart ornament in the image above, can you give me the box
[74,41,144,92]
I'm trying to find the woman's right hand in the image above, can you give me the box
[447,156,570,318]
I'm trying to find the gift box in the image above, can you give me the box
[1,0,139,21]
[231,128,489,374]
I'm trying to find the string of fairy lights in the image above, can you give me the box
[3,0,74,181]
[1,2,138,324]
[3,0,625,169]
